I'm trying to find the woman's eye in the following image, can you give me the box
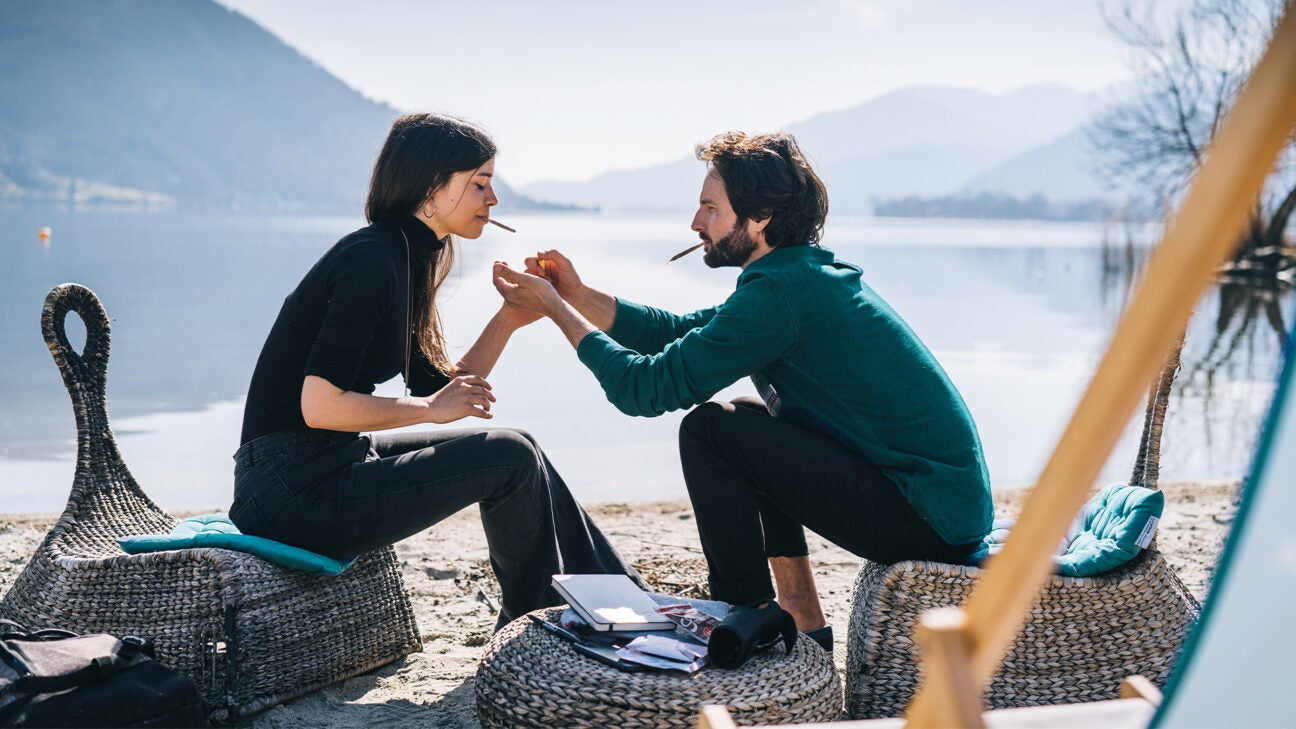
[475,183,486,191]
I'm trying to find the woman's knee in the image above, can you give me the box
[477,430,548,504]
[482,429,542,470]
[505,427,547,455]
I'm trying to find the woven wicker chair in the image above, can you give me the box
[0,284,423,723]
[844,339,1201,719]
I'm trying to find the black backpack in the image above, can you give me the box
[0,620,206,728]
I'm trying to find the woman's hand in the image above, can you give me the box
[492,261,562,317]
[497,300,544,330]
[492,298,544,329]
[525,249,584,301]
[424,374,496,423]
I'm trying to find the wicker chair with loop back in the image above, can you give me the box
[0,284,423,723]
[843,335,1200,719]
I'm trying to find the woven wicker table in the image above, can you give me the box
[476,607,842,728]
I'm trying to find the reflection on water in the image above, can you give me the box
[1190,279,1289,386]
[0,210,1288,512]
[1092,232,1291,491]
[1171,278,1291,487]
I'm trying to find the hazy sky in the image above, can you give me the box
[215,0,1157,187]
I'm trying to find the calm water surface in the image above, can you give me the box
[0,210,1288,512]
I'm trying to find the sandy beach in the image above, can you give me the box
[0,479,1238,727]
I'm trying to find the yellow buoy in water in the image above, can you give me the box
[38,227,52,241]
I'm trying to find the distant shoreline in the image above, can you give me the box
[1,201,1144,226]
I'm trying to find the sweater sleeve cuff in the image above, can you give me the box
[605,298,652,345]
[576,330,623,380]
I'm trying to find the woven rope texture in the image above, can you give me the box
[0,284,423,722]
[476,607,842,728]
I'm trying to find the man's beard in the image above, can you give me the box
[702,225,758,268]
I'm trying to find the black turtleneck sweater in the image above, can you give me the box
[240,216,452,444]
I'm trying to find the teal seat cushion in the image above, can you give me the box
[975,483,1164,577]
[117,514,355,575]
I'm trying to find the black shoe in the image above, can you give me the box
[708,600,798,669]
[804,625,833,653]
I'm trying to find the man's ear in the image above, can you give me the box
[747,216,770,244]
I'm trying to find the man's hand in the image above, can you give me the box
[522,249,618,331]
[525,250,584,302]
[494,261,601,350]
[493,261,562,317]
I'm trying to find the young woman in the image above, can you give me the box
[230,113,642,629]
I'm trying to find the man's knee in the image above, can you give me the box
[680,401,747,500]
[679,400,729,445]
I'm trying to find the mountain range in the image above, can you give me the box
[1,1,1116,215]
[0,0,560,211]
[522,84,1116,214]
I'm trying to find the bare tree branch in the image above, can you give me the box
[1089,0,1292,242]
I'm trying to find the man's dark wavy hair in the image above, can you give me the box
[695,131,828,247]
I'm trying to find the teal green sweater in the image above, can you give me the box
[576,245,993,545]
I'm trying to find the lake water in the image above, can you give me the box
[1,209,1289,513]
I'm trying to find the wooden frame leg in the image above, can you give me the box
[907,607,985,729]
[697,704,739,729]
[1120,675,1163,706]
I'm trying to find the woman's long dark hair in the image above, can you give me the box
[365,113,496,375]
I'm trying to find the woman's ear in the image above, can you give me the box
[419,196,437,220]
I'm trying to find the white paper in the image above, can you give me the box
[616,635,708,673]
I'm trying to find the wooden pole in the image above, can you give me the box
[906,6,1296,725]
[696,705,738,729]
[1120,675,1164,705]
[910,608,985,729]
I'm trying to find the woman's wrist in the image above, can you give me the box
[494,304,530,331]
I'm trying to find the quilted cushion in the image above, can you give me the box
[117,514,355,575]
[975,483,1164,577]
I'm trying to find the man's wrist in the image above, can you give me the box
[542,289,569,318]
[567,285,616,331]
[550,298,599,349]
[565,284,594,310]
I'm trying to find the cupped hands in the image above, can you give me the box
[492,260,563,317]
[524,249,584,299]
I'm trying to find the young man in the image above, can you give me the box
[492,131,993,650]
